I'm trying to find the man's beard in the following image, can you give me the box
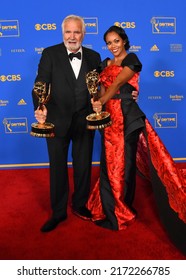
[64,41,81,52]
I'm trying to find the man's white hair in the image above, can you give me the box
[61,15,86,34]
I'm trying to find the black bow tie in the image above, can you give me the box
[69,52,81,61]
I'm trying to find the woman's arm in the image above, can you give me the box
[99,83,106,97]
[91,66,137,113]
[100,66,135,105]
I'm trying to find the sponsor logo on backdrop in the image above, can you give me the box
[170,94,184,101]
[10,48,25,53]
[153,113,177,128]
[83,18,98,34]
[83,44,93,49]
[170,44,182,52]
[150,45,159,51]
[3,118,28,133]
[0,99,9,106]
[154,71,174,78]
[102,46,108,50]
[148,96,162,100]
[0,20,20,37]
[35,23,56,31]
[114,21,135,28]
[0,74,21,82]
[101,44,141,52]
[129,45,141,52]
[151,17,176,34]
[35,47,44,54]
[18,99,27,105]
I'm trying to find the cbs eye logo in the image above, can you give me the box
[35,23,56,31]
[0,75,21,82]
[154,71,174,78]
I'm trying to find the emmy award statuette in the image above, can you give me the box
[86,70,112,130]
[30,81,55,137]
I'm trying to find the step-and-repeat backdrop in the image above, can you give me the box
[0,0,185,169]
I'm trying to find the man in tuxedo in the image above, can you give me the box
[32,15,101,232]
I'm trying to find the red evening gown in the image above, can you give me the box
[87,53,186,254]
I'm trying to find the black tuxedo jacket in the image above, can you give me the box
[32,43,101,136]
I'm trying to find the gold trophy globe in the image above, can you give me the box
[86,70,112,130]
[30,81,55,137]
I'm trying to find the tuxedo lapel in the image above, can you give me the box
[58,43,77,88]
[82,47,96,71]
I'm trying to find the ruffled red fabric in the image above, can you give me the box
[100,65,140,91]
[105,99,136,229]
[87,98,136,230]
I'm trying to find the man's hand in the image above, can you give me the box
[132,90,139,101]
[34,105,47,124]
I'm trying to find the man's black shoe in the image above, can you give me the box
[40,215,67,232]
[72,206,92,220]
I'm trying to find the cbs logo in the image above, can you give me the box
[0,75,21,82]
[114,22,135,28]
[35,23,57,31]
[154,71,174,78]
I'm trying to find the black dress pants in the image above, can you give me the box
[46,111,94,219]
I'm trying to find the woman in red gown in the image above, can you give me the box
[87,25,186,254]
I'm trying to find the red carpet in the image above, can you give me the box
[0,165,185,260]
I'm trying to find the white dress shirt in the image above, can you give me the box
[67,48,82,79]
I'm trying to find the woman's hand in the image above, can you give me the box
[34,105,47,124]
[132,90,139,102]
[91,98,102,113]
